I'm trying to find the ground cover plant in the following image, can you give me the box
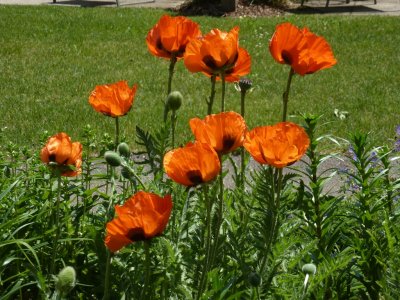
[1,5,400,300]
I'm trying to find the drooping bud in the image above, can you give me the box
[55,266,76,296]
[117,142,130,158]
[121,166,133,180]
[104,151,122,167]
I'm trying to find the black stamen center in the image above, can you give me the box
[281,50,293,65]
[222,136,235,153]
[187,170,204,186]
[203,55,218,70]
[126,228,146,242]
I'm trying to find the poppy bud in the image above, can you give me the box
[166,91,183,112]
[247,271,261,287]
[55,266,76,296]
[117,142,130,158]
[104,151,122,167]
[121,166,133,180]
[302,263,317,275]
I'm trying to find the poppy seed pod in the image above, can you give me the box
[105,151,122,167]
[55,266,76,296]
[166,91,183,112]
[238,77,253,92]
[117,142,130,158]
[302,263,317,275]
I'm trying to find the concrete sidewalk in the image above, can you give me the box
[0,0,185,8]
[0,0,399,15]
[293,0,400,16]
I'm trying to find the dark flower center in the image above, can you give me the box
[222,136,235,153]
[281,50,293,65]
[175,45,186,58]
[186,170,204,186]
[126,227,146,242]
[203,55,218,70]
[156,38,164,51]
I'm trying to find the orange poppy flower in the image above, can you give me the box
[184,26,251,82]
[269,22,336,76]
[146,15,201,60]
[189,111,247,155]
[163,142,221,186]
[89,80,137,117]
[243,122,310,168]
[40,132,82,177]
[105,191,173,253]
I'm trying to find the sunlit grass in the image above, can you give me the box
[0,5,399,149]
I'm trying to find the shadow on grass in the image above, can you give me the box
[51,0,117,7]
[288,4,382,14]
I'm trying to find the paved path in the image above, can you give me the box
[0,0,399,15]
[0,0,185,8]
[294,0,400,16]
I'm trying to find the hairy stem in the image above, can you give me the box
[207,75,217,115]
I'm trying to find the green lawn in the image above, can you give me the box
[0,5,399,149]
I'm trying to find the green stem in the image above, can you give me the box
[102,251,113,300]
[141,241,152,300]
[209,157,224,271]
[240,89,246,189]
[221,73,226,113]
[282,68,295,122]
[171,110,176,149]
[50,175,62,276]
[207,75,217,115]
[197,185,212,299]
[115,117,120,150]
[167,55,177,96]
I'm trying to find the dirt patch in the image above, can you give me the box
[176,0,290,17]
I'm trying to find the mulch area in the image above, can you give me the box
[175,0,294,17]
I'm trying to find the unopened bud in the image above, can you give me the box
[117,142,130,158]
[302,263,317,275]
[55,266,76,296]
[166,91,183,112]
[121,166,133,179]
[104,151,122,167]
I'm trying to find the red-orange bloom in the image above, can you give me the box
[40,132,82,177]
[146,15,201,60]
[163,142,221,186]
[243,122,310,168]
[189,111,247,155]
[184,26,251,82]
[269,22,337,76]
[89,80,137,117]
[105,191,173,253]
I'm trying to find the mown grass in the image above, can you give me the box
[0,5,399,149]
